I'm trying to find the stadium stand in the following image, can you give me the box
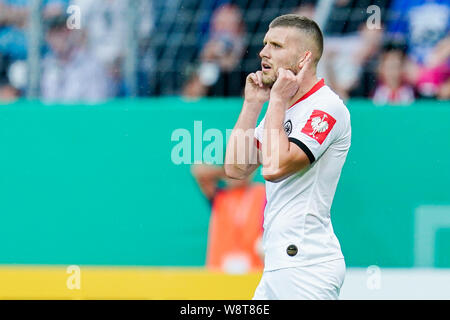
[0,0,447,101]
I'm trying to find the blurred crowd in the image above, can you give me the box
[0,0,154,103]
[0,0,448,104]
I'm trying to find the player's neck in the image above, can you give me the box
[288,75,320,108]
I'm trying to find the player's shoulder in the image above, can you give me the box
[291,84,349,122]
[314,85,349,118]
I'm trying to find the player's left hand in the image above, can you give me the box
[270,68,299,103]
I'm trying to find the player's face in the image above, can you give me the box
[259,27,304,87]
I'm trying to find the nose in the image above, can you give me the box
[259,44,270,59]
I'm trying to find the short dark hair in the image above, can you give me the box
[382,39,408,55]
[45,14,68,32]
[269,14,323,64]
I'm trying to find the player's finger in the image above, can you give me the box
[248,73,258,85]
[255,71,264,87]
[285,69,296,78]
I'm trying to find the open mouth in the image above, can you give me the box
[261,62,272,71]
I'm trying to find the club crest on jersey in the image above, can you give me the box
[301,110,336,144]
[284,120,292,135]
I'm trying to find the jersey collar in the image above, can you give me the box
[288,78,325,109]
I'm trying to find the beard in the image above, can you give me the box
[261,70,277,87]
[262,74,276,87]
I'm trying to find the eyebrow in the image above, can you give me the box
[263,39,283,47]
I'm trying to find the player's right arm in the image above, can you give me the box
[224,71,269,180]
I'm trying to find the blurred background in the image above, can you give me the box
[0,0,449,299]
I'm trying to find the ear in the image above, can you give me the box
[298,51,311,69]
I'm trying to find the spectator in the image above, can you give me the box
[318,0,386,100]
[292,2,316,19]
[0,0,68,97]
[70,0,155,97]
[387,0,450,99]
[41,14,111,103]
[0,0,29,62]
[0,53,20,101]
[183,3,246,99]
[415,35,450,100]
[191,164,265,274]
[372,42,415,105]
[0,0,68,58]
[0,83,19,102]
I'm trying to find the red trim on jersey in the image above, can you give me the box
[289,78,325,109]
[255,138,261,150]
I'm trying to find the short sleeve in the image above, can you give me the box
[288,107,343,164]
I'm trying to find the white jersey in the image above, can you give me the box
[254,79,351,271]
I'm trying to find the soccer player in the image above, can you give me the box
[224,14,351,300]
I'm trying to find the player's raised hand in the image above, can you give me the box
[270,67,299,103]
[244,71,270,105]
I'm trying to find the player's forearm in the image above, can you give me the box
[261,98,291,179]
[224,100,262,179]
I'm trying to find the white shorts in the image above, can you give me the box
[252,259,346,300]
